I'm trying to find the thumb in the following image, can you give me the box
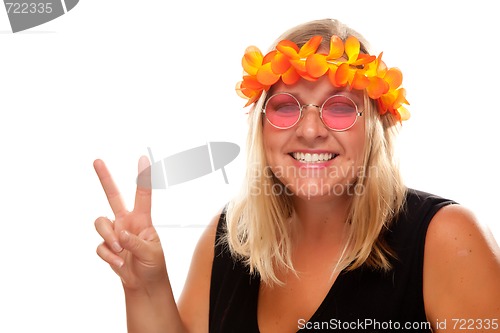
[119,230,152,261]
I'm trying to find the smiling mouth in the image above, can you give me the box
[290,152,338,163]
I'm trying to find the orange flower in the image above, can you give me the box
[277,36,322,76]
[236,35,410,121]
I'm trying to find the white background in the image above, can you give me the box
[1,1,499,331]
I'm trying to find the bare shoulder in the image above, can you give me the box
[426,204,499,250]
[177,208,224,333]
[423,204,500,332]
[193,208,222,253]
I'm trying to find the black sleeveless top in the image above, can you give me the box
[209,189,455,332]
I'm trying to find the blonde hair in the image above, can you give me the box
[225,18,406,285]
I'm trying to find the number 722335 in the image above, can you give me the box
[5,2,53,14]
[452,318,499,330]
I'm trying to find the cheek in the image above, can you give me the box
[338,124,366,172]
[262,123,283,154]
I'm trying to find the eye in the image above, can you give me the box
[322,95,357,116]
[266,94,300,115]
[274,103,299,114]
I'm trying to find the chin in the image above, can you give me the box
[283,178,354,200]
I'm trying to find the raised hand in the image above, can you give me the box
[94,156,167,291]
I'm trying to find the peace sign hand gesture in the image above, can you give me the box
[94,156,167,291]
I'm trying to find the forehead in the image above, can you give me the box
[268,76,365,103]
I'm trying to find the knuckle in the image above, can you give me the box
[129,237,142,252]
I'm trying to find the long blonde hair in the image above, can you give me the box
[225,18,406,286]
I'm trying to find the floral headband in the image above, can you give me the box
[235,35,410,121]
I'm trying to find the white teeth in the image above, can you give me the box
[291,152,336,163]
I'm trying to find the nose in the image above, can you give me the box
[295,104,329,140]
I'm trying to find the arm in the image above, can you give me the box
[118,229,186,333]
[424,204,500,332]
[177,212,220,333]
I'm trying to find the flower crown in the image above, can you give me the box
[235,35,410,121]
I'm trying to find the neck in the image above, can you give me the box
[291,195,351,245]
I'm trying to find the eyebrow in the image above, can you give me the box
[274,89,364,105]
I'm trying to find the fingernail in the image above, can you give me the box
[112,241,123,253]
[120,230,130,242]
[114,258,124,268]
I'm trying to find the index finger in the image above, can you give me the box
[134,155,152,214]
[94,159,128,217]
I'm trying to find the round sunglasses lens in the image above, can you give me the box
[265,94,301,128]
[322,95,358,130]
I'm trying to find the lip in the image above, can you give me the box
[290,149,335,154]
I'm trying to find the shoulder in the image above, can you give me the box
[423,204,500,331]
[425,204,498,260]
[387,189,456,245]
[177,207,224,333]
[426,204,490,241]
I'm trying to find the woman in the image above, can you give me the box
[94,19,500,332]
